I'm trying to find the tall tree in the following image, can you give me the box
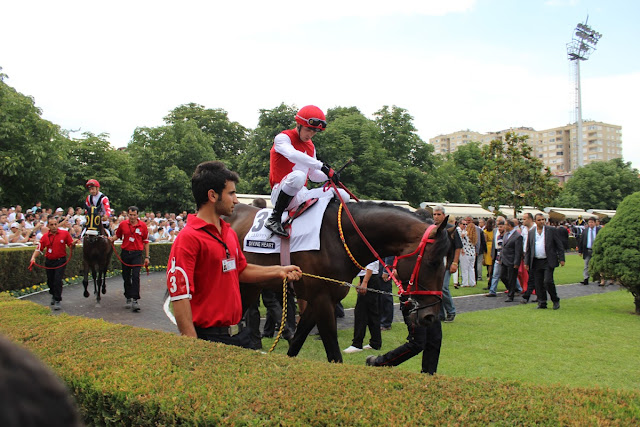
[128,120,215,212]
[555,158,640,210]
[164,103,248,169]
[479,132,560,217]
[0,71,70,207]
[436,142,487,204]
[64,132,141,212]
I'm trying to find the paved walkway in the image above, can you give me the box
[22,272,621,334]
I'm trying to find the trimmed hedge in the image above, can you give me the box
[0,243,172,292]
[1,294,639,425]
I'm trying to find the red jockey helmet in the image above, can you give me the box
[295,105,327,131]
[85,179,100,188]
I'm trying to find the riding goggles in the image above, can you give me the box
[296,115,327,130]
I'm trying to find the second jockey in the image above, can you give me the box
[85,179,112,235]
[265,105,350,237]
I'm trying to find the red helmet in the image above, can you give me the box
[295,105,327,131]
[85,179,100,188]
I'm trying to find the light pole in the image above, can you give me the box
[566,19,602,168]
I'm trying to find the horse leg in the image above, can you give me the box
[92,266,101,305]
[313,296,342,363]
[101,266,107,295]
[82,261,90,298]
[286,305,317,358]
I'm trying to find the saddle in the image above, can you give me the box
[282,198,319,231]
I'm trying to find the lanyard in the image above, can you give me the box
[201,228,231,259]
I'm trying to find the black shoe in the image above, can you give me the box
[553,301,560,310]
[537,304,547,309]
[582,279,589,285]
[445,314,455,322]
[504,298,514,302]
[365,355,378,366]
[265,191,293,237]
[485,293,497,297]
[50,296,55,306]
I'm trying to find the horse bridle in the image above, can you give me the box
[336,202,443,312]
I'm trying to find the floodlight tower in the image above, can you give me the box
[566,18,602,168]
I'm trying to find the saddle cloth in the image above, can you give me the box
[243,197,332,254]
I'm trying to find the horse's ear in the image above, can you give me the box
[439,215,450,233]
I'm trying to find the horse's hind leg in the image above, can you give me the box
[82,261,90,298]
[287,306,317,358]
[101,268,107,295]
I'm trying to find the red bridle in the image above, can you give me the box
[328,178,443,299]
[391,224,442,297]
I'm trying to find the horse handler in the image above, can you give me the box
[29,216,80,310]
[167,161,302,349]
[109,206,149,312]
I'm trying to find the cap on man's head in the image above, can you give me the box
[55,207,64,212]
[10,222,19,228]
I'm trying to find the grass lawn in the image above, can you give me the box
[263,289,640,392]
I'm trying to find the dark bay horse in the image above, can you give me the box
[227,199,453,363]
[82,222,113,306]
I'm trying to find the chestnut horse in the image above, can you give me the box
[227,199,453,363]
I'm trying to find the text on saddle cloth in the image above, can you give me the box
[243,197,331,254]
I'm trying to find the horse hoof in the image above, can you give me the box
[102,288,106,295]
[83,291,89,298]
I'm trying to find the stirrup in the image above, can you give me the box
[265,218,289,238]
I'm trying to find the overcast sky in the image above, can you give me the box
[2,0,639,169]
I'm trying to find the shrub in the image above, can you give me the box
[0,243,172,292]
[590,191,640,314]
[1,294,640,425]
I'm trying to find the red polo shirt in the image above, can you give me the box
[39,229,73,259]
[115,219,149,251]
[166,214,247,328]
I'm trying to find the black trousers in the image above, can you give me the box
[352,276,382,349]
[371,315,442,375]
[46,257,66,302]
[500,263,519,298]
[121,250,142,300]
[532,258,559,306]
[196,327,254,349]
[378,278,394,328]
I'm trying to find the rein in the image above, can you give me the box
[109,240,150,275]
[328,181,442,298]
[28,247,75,271]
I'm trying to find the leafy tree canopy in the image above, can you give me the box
[555,158,640,210]
[479,132,560,217]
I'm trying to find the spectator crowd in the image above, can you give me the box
[0,203,190,247]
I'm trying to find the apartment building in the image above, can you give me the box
[429,121,623,173]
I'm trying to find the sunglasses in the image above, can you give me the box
[297,115,327,129]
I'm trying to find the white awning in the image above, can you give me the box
[587,209,616,218]
[544,207,591,220]
[498,205,548,219]
[422,203,493,219]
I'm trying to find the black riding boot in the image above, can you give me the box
[265,191,293,237]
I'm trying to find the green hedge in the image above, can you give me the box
[1,294,639,425]
[0,243,172,292]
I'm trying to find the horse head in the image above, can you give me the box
[395,216,451,328]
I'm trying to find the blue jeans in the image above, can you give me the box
[489,261,502,294]
[439,270,456,319]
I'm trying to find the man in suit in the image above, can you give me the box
[578,216,601,286]
[500,219,523,302]
[524,213,566,309]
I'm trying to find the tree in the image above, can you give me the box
[163,103,248,170]
[479,132,560,217]
[555,159,640,210]
[128,120,215,212]
[436,142,487,204]
[589,191,640,314]
[64,132,141,212]
[0,71,70,207]
[236,103,297,194]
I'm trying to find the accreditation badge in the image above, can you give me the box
[222,258,236,273]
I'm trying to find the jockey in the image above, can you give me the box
[266,105,350,237]
[84,179,112,236]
